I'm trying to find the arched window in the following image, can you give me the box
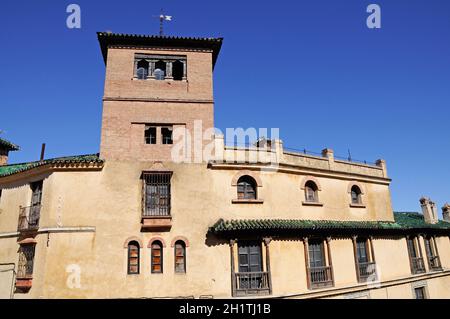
[172,60,184,81]
[127,241,140,274]
[174,240,186,273]
[136,60,149,80]
[154,60,166,80]
[237,176,257,200]
[304,181,318,203]
[351,185,362,204]
[151,240,163,273]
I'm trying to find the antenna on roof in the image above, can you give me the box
[154,9,172,36]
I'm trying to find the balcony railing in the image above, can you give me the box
[411,257,426,274]
[309,266,334,289]
[17,205,41,232]
[428,256,442,271]
[143,204,171,217]
[358,262,377,282]
[233,271,271,296]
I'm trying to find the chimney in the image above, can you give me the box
[0,138,20,166]
[442,203,450,222]
[420,197,438,224]
[40,143,46,161]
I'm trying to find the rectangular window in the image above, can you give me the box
[424,237,441,270]
[238,242,262,273]
[407,238,417,258]
[145,126,157,144]
[309,240,325,268]
[414,287,426,299]
[161,126,173,145]
[356,239,369,264]
[151,243,163,273]
[17,245,36,278]
[143,173,171,217]
[238,241,263,290]
[175,243,186,273]
[127,243,140,275]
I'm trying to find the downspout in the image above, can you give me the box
[0,263,16,299]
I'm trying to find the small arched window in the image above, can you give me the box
[172,60,184,81]
[237,176,257,200]
[151,241,163,273]
[174,241,186,273]
[136,59,149,80]
[127,241,140,274]
[304,181,318,203]
[351,185,362,204]
[154,60,166,80]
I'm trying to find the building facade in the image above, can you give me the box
[0,33,449,299]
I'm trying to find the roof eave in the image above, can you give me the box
[97,32,223,68]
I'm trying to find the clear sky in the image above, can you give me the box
[0,1,449,214]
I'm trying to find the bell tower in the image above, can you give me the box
[97,32,223,162]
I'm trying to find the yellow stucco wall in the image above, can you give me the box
[1,160,449,299]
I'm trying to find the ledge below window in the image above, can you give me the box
[349,203,366,208]
[141,216,172,232]
[232,199,264,204]
[302,201,324,207]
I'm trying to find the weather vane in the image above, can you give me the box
[154,9,172,36]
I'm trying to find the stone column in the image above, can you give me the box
[148,60,156,79]
[326,237,334,285]
[303,237,311,289]
[133,60,138,79]
[263,237,273,294]
[165,60,173,80]
[182,60,187,80]
[229,239,236,297]
[352,236,360,282]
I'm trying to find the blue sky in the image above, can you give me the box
[0,1,449,214]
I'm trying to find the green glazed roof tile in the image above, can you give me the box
[0,154,103,177]
[0,138,19,151]
[210,212,450,235]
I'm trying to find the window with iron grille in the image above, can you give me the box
[174,241,186,273]
[127,241,140,275]
[143,173,172,217]
[17,245,36,278]
[237,176,257,200]
[151,241,163,273]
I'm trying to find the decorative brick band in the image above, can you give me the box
[123,236,143,248]
[148,237,167,248]
[231,170,263,187]
[170,236,190,247]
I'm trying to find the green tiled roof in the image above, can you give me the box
[210,213,450,236]
[210,219,402,233]
[394,212,450,230]
[0,138,19,151]
[0,154,103,177]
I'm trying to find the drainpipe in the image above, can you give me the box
[0,263,16,299]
